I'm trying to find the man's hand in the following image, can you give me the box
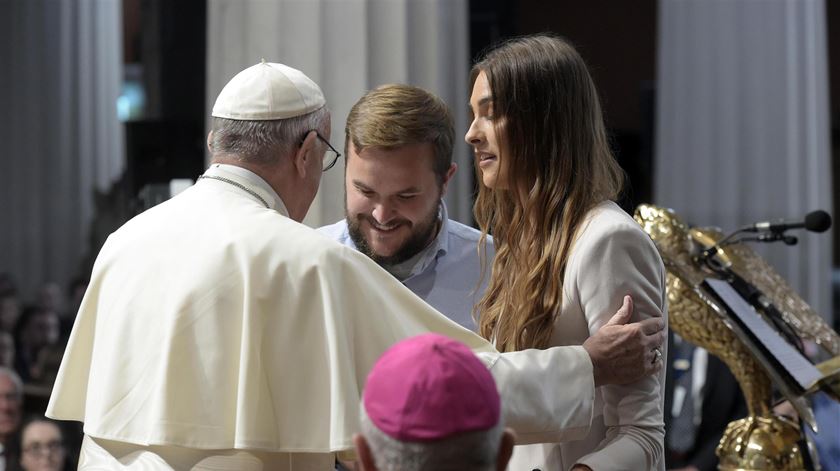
[582,295,665,387]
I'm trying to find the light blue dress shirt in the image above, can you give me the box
[317,202,494,331]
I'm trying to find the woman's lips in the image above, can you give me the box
[477,153,497,168]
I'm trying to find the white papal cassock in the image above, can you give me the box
[47,165,595,469]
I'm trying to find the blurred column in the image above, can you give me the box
[0,0,125,300]
[655,0,833,323]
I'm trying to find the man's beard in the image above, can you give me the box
[347,203,440,266]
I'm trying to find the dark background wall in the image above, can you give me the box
[469,0,658,213]
[122,0,207,208]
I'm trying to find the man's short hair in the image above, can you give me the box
[345,84,454,184]
[360,406,503,471]
[210,106,329,164]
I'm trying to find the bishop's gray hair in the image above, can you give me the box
[210,105,329,164]
[359,406,503,471]
[0,367,22,398]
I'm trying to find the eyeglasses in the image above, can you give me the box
[304,130,342,172]
[23,440,64,457]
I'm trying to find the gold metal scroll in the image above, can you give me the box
[634,205,810,470]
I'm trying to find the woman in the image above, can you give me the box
[18,416,72,471]
[465,34,666,470]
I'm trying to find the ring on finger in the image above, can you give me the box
[651,348,662,365]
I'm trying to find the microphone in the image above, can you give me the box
[699,210,832,264]
[743,210,832,233]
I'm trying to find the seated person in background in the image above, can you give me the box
[36,283,66,321]
[0,367,23,470]
[664,333,747,471]
[18,416,73,471]
[62,278,88,337]
[0,291,21,334]
[28,343,65,390]
[37,281,76,339]
[354,333,515,471]
[0,332,15,370]
[14,307,61,382]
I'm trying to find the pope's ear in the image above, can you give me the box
[294,130,319,178]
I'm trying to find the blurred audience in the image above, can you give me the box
[17,416,73,471]
[13,308,60,384]
[35,282,77,341]
[27,345,64,392]
[33,286,64,322]
[0,293,21,334]
[0,333,15,370]
[62,279,86,337]
[0,367,23,470]
[0,274,95,469]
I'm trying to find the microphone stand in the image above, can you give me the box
[695,219,826,471]
[745,232,799,246]
[700,229,798,262]
[698,229,806,355]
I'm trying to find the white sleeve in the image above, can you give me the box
[477,345,595,444]
[573,222,667,470]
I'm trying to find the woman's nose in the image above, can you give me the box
[464,120,482,145]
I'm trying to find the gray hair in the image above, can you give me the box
[210,106,330,164]
[359,406,503,471]
[0,367,22,398]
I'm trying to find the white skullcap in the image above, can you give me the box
[212,60,326,120]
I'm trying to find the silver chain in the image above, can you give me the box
[198,175,270,209]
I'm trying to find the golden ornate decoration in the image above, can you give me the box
[632,204,840,470]
[717,416,804,471]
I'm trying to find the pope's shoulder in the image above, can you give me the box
[101,186,362,264]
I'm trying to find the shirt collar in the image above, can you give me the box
[202,163,290,217]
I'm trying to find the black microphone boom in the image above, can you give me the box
[699,210,831,264]
[744,210,832,234]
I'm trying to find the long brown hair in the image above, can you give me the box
[473,34,624,352]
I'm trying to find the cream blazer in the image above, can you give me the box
[46,172,597,465]
[508,201,667,471]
